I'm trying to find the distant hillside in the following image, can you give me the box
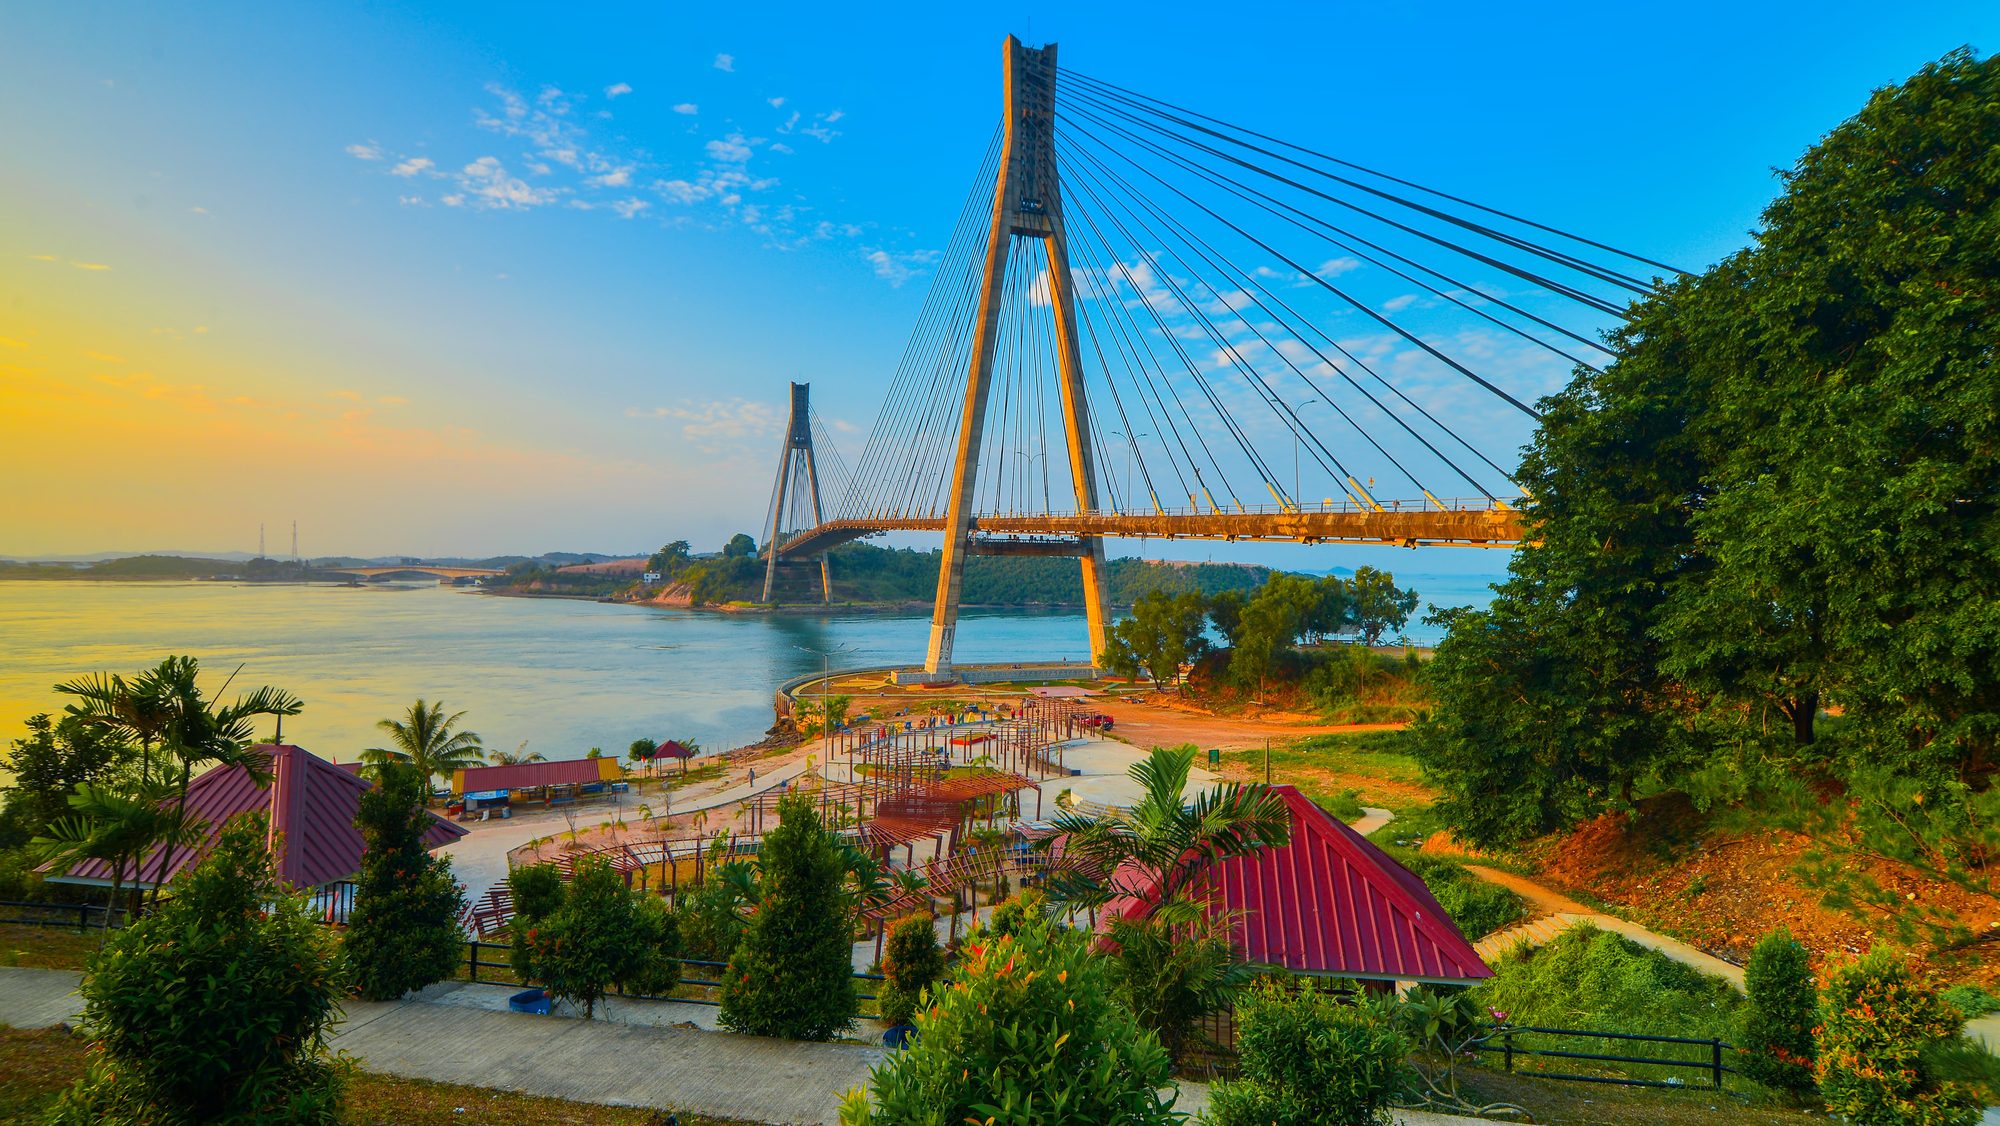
[493,540,1281,608]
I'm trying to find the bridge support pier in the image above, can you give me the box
[924,36,1109,678]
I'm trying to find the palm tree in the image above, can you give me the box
[1041,744,1292,920]
[31,779,182,935]
[487,740,546,767]
[57,656,302,908]
[363,699,484,803]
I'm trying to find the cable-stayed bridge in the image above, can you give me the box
[761,37,1681,679]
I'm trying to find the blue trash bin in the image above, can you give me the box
[508,988,552,1015]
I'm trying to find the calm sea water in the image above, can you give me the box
[0,572,1502,765]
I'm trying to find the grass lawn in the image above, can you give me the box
[1219,728,1435,816]
[0,926,102,971]
[0,1026,762,1126]
[1454,1068,1826,1126]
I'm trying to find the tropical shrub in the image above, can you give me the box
[1739,927,1818,1097]
[1816,949,1982,1126]
[1941,984,2000,1020]
[877,913,946,1027]
[1472,924,1742,1047]
[509,861,564,920]
[673,872,753,962]
[721,793,857,1040]
[50,814,348,1125]
[346,762,466,1001]
[511,856,676,1018]
[1204,979,1409,1126]
[838,910,1180,1125]
[1400,856,1528,940]
[1106,902,1249,1064]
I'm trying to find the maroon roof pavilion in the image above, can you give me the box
[1106,784,1491,985]
[51,744,466,891]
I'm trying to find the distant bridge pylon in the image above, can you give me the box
[761,382,833,603]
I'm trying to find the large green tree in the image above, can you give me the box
[720,792,857,1040]
[1102,589,1212,688]
[345,763,466,1001]
[1418,50,2000,845]
[0,713,134,848]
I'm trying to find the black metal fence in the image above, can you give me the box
[460,939,886,1022]
[1478,1023,1733,1090]
[0,898,125,931]
[1188,1005,1736,1091]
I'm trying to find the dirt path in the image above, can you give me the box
[1093,694,1406,751]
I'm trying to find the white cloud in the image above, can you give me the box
[624,397,776,452]
[390,156,434,177]
[673,103,699,115]
[610,198,651,220]
[767,96,786,108]
[1382,294,1418,313]
[189,206,210,215]
[398,194,429,207]
[457,156,561,209]
[705,134,755,163]
[588,166,633,188]
[346,142,383,160]
[604,82,633,99]
[862,247,942,287]
[824,109,844,123]
[713,53,735,72]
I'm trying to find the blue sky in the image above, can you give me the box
[3,1,1994,575]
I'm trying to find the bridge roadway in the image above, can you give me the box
[321,565,504,580]
[772,501,1524,560]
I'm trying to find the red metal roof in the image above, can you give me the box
[644,739,696,760]
[54,744,467,891]
[1107,785,1491,984]
[454,756,618,791]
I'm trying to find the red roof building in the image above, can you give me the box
[1106,785,1491,985]
[51,744,467,891]
[643,740,696,761]
[452,756,621,794]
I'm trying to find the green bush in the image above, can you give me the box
[1941,983,2000,1019]
[508,861,564,920]
[1472,924,1742,1051]
[721,793,857,1040]
[1107,903,1249,1064]
[50,814,348,1125]
[1817,949,1982,1126]
[346,762,466,1001]
[511,856,677,1018]
[1400,856,1528,940]
[839,910,1179,1125]
[877,913,946,1027]
[672,872,752,962]
[1739,927,1818,1096]
[1205,979,1410,1126]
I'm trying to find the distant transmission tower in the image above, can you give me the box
[291,521,298,565]
[259,523,265,560]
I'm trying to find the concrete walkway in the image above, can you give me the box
[0,966,1525,1124]
[1,967,879,1125]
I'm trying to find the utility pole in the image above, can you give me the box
[1265,737,1272,785]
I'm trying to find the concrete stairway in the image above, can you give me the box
[1472,911,1584,963]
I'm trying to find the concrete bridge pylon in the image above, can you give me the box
[762,381,833,604]
[924,36,1111,679]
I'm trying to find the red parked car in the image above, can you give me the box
[1078,713,1116,731]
